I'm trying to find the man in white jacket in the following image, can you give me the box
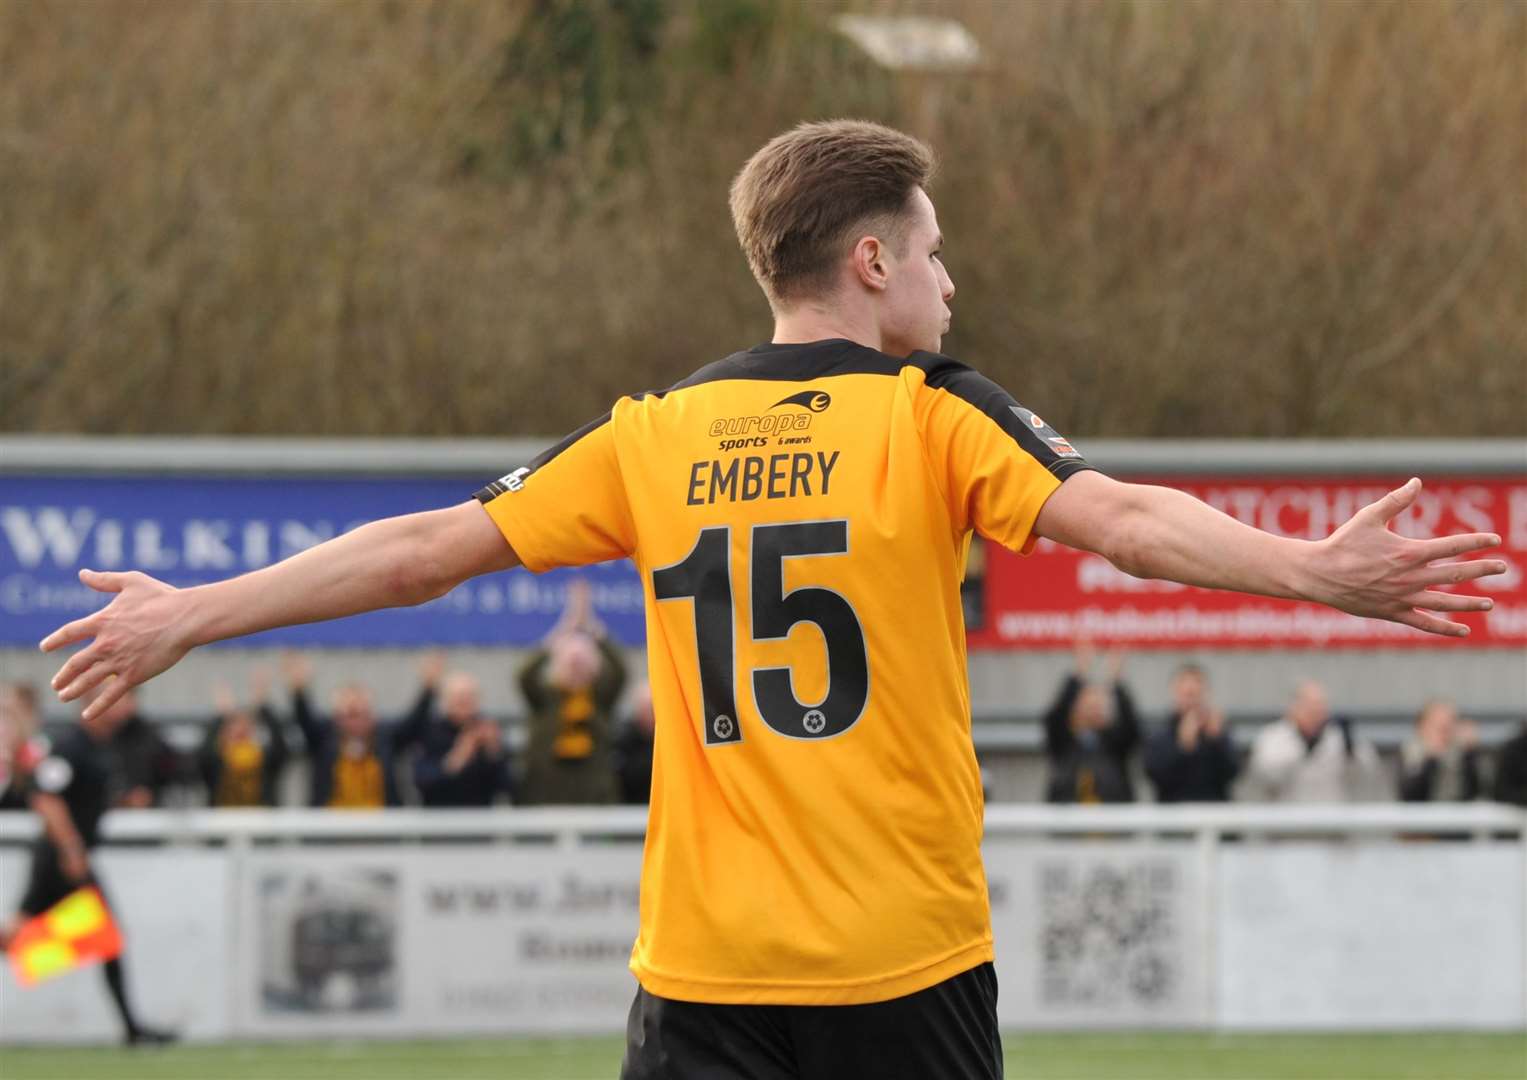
[1242,681,1385,802]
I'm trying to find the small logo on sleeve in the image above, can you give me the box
[1047,437,1080,457]
[34,756,73,794]
[1009,405,1047,430]
[499,467,531,492]
[474,466,532,503]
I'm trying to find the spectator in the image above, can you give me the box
[1242,681,1385,802]
[199,670,289,808]
[411,658,514,807]
[519,580,627,805]
[1144,664,1239,802]
[0,683,48,812]
[1042,642,1139,804]
[613,681,656,805]
[1397,700,1483,802]
[1491,721,1527,806]
[100,690,181,809]
[284,653,429,809]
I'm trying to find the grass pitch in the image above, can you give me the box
[1,1032,1523,1080]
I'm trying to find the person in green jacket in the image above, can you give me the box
[517,578,627,805]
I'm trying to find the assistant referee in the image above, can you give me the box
[0,689,174,1045]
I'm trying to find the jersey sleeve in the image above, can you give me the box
[473,410,636,573]
[32,735,79,799]
[911,356,1094,554]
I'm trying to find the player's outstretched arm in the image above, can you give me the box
[1035,472,1504,638]
[41,501,519,720]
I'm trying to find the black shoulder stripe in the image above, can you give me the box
[473,411,612,504]
[661,340,903,393]
[914,352,1095,479]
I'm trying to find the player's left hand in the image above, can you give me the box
[38,569,194,721]
[1306,478,1505,637]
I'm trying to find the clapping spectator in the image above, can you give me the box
[200,669,289,808]
[101,689,181,809]
[411,654,514,807]
[1493,721,1527,806]
[613,681,656,805]
[519,579,627,805]
[1397,700,1483,802]
[284,653,429,809]
[1144,664,1239,802]
[1042,641,1139,804]
[0,683,48,812]
[1242,681,1385,802]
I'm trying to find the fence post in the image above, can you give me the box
[1520,823,1527,1029]
[225,827,251,1039]
[1196,823,1220,1030]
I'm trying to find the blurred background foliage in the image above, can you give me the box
[0,0,1522,437]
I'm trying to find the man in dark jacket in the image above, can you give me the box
[613,681,656,805]
[1144,664,1239,802]
[101,690,181,809]
[1042,642,1139,804]
[1398,700,1483,802]
[411,665,514,807]
[283,653,429,809]
[1494,721,1527,806]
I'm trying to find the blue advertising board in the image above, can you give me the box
[0,475,646,647]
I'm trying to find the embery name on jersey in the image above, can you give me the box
[686,451,839,506]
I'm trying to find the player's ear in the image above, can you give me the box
[852,236,888,292]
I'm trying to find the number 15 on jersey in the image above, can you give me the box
[652,520,870,745]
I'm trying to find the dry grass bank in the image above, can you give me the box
[0,0,1521,437]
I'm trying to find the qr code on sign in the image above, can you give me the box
[1038,859,1179,1008]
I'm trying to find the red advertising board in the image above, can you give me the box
[969,476,1527,648]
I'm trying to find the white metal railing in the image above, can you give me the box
[2,802,1523,1037]
[0,803,1521,845]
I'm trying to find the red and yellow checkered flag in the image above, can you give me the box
[7,887,123,987]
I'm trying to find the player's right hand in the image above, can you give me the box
[38,569,193,722]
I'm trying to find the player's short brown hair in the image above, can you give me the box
[730,120,936,306]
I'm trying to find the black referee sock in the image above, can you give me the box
[102,957,142,1036]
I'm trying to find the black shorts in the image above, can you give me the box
[620,962,1002,1080]
[16,841,103,918]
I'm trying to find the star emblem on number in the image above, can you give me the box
[802,709,826,734]
[713,715,734,739]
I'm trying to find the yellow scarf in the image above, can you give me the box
[329,749,384,809]
[216,739,264,807]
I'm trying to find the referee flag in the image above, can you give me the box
[8,887,123,986]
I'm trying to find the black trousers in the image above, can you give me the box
[621,962,1002,1080]
[18,840,103,916]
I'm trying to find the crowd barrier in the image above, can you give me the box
[1,804,1523,1042]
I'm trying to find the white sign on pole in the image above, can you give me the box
[236,844,644,1038]
[1217,843,1525,1028]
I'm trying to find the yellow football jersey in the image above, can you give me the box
[476,339,1091,1005]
